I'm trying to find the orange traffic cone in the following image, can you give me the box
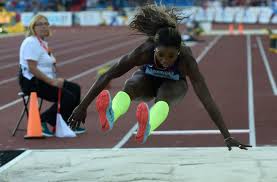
[229,24,234,35]
[24,92,45,139]
[238,23,244,34]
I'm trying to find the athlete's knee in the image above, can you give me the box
[155,96,176,106]
[123,84,134,99]
[156,82,188,105]
[172,81,188,97]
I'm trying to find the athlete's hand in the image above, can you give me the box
[68,105,87,130]
[224,137,252,151]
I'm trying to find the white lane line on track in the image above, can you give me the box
[0,30,125,54]
[133,129,250,135]
[0,33,126,64]
[0,98,22,111]
[67,59,118,81]
[247,35,257,147]
[0,63,18,70]
[0,35,85,54]
[256,36,277,96]
[112,124,138,150]
[113,35,223,149]
[57,38,142,67]
[0,77,17,85]
[196,35,222,63]
[0,47,19,54]
[0,35,127,70]
[0,37,143,86]
[0,31,107,54]
[0,33,23,40]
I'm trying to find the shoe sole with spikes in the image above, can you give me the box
[135,102,150,143]
[96,90,114,132]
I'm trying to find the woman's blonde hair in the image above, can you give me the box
[26,14,50,37]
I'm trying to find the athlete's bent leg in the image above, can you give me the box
[136,79,188,143]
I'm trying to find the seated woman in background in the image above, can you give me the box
[18,14,85,136]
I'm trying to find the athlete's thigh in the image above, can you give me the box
[156,79,188,106]
[123,69,156,101]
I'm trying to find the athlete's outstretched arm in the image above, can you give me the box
[182,47,251,150]
[68,41,153,128]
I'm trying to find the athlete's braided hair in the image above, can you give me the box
[129,4,185,49]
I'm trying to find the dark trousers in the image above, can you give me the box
[19,75,81,126]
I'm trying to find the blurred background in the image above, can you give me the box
[0,0,277,34]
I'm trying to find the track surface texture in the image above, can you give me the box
[0,26,276,149]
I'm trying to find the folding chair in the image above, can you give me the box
[12,92,43,136]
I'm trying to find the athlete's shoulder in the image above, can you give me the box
[129,38,154,62]
[134,38,155,54]
[177,44,198,75]
[180,43,193,57]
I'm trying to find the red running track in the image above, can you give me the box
[0,27,276,150]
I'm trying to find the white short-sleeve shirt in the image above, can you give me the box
[19,36,56,80]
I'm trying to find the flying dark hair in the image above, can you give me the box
[129,4,185,49]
